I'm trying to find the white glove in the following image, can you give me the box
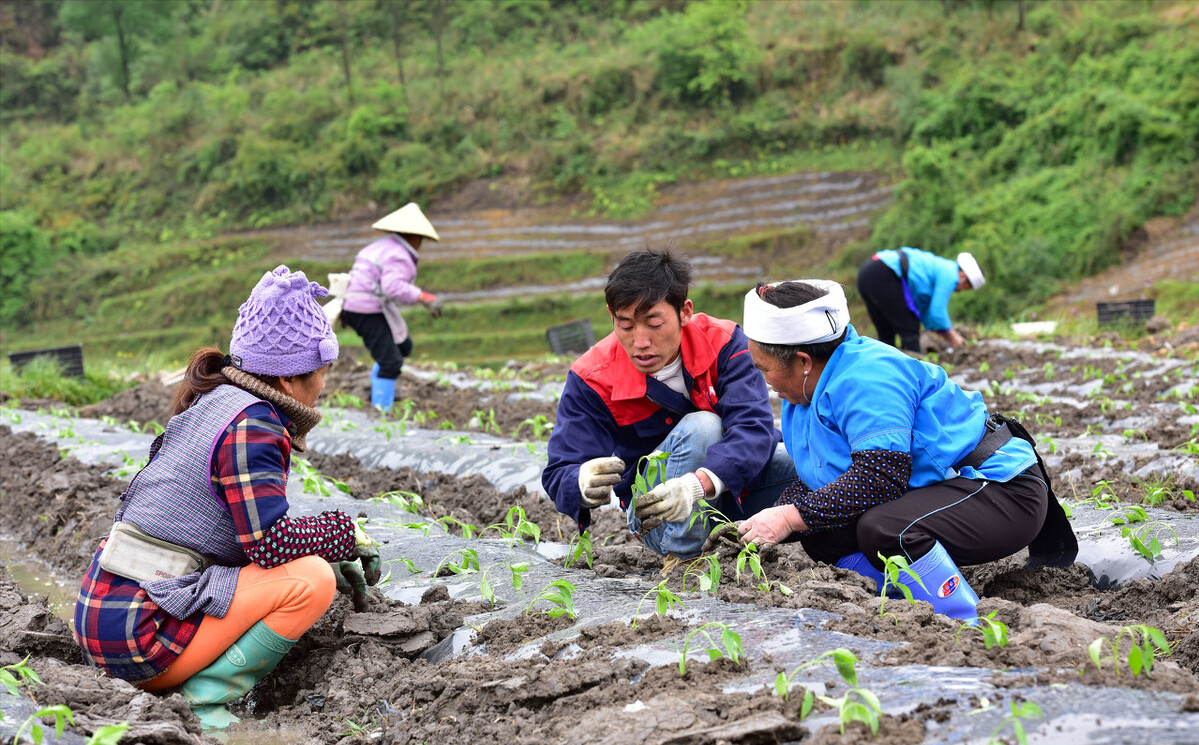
[578,456,625,509]
[635,472,706,531]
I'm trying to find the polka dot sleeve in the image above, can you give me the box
[244,509,357,568]
[774,449,912,533]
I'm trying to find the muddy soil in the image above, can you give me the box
[2,327,1198,744]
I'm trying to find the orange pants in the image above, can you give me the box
[142,555,336,690]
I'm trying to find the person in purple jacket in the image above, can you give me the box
[542,249,797,560]
[342,202,444,411]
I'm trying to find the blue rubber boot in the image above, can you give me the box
[371,376,396,411]
[370,362,380,385]
[905,542,980,625]
[180,621,297,730]
[835,552,886,593]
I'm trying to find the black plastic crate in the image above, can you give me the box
[7,344,85,378]
[1096,299,1155,329]
[546,319,595,356]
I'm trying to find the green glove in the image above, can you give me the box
[331,561,371,611]
[353,522,382,586]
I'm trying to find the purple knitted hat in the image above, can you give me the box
[229,265,340,376]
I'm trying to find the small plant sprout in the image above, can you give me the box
[988,699,1042,745]
[471,408,503,436]
[773,647,860,722]
[1110,508,1178,561]
[434,548,481,577]
[815,658,882,735]
[564,531,594,569]
[1088,625,1172,677]
[479,561,530,606]
[513,414,554,440]
[628,450,671,517]
[437,514,481,539]
[731,541,789,594]
[956,611,1009,649]
[631,580,685,629]
[1,654,43,694]
[483,505,541,547]
[377,557,421,585]
[12,704,75,745]
[876,553,928,618]
[677,622,744,675]
[683,554,722,592]
[526,579,577,618]
[373,489,424,513]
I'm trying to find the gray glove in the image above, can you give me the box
[419,291,443,319]
[578,456,625,509]
[332,561,371,612]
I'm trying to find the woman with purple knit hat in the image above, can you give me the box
[73,266,381,730]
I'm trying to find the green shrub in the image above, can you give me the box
[0,211,55,325]
[841,35,894,89]
[637,0,761,107]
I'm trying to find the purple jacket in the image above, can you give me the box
[342,234,424,314]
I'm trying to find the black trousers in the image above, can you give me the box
[798,469,1049,570]
[341,311,414,379]
[857,257,921,352]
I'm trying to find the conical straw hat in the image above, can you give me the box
[371,203,440,241]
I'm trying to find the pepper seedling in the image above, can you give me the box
[774,647,861,724]
[988,699,1041,745]
[564,531,594,569]
[525,579,577,618]
[677,622,743,675]
[956,611,1009,649]
[1088,624,1171,677]
[630,579,684,629]
[480,561,530,606]
[876,552,927,621]
[434,548,480,577]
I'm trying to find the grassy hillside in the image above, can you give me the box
[1,0,1197,369]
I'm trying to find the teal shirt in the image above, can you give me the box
[780,326,1036,491]
[876,247,960,331]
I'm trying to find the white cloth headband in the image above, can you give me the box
[743,280,849,345]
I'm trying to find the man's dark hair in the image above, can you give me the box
[754,281,847,363]
[605,249,693,316]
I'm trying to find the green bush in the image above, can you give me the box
[637,0,761,107]
[0,211,55,325]
[841,35,894,89]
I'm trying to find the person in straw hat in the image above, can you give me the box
[733,279,1076,624]
[73,266,382,729]
[341,202,443,411]
[856,246,985,352]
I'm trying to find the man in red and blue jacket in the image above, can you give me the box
[542,250,796,558]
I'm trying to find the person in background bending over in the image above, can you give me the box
[342,202,443,411]
[735,279,1076,623]
[542,249,797,561]
[74,266,381,729]
[856,246,984,352]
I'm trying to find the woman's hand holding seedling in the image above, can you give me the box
[737,504,806,548]
[353,520,382,586]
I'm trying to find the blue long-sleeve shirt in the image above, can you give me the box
[876,247,961,331]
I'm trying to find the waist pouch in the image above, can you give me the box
[99,522,208,583]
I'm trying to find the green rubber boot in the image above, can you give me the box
[180,620,297,730]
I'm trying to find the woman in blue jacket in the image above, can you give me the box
[856,247,984,351]
[734,279,1076,623]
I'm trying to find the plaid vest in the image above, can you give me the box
[116,384,275,619]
